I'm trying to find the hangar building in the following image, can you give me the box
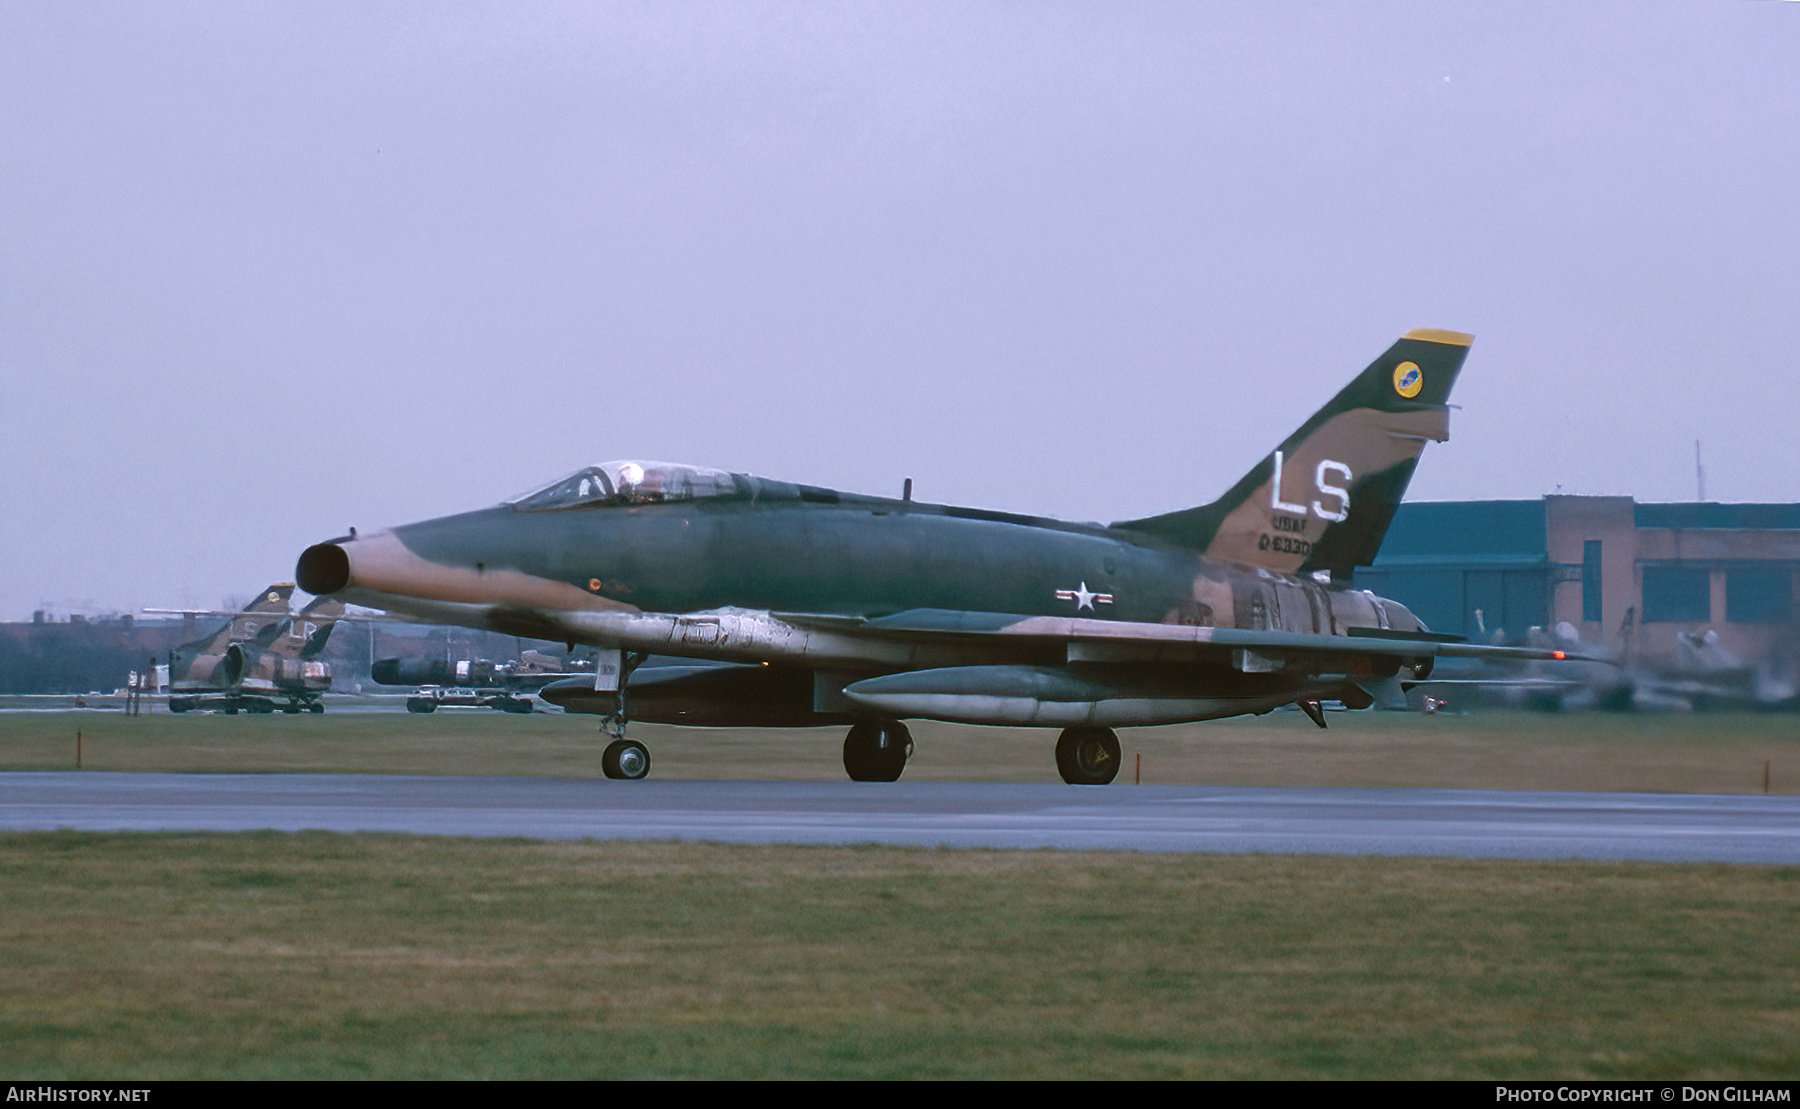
[1355,496,1800,672]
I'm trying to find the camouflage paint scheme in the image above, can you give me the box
[298,330,1579,780]
[370,650,588,691]
[371,651,594,715]
[167,586,345,713]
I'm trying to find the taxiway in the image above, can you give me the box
[3,773,1797,863]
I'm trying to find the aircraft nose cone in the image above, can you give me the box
[296,542,351,595]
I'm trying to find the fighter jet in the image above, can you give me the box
[1420,609,1796,713]
[370,650,592,713]
[297,329,1578,782]
[159,586,344,713]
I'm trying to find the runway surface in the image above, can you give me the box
[4,772,1798,862]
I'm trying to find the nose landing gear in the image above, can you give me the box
[599,651,652,780]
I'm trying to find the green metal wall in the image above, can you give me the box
[1354,501,1550,639]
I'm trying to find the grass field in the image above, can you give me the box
[1,709,1796,1078]
[2,833,1797,1080]
[1,706,1793,794]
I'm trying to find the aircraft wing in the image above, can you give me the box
[777,608,1591,665]
[531,604,1594,671]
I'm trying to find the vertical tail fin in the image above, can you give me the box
[295,597,346,660]
[230,585,296,646]
[168,584,295,680]
[1114,329,1472,579]
[265,596,347,660]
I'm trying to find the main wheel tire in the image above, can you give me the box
[602,738,650,780]
[843,719,913,782]
[1055,726,1121,785]
[406,697,435,714]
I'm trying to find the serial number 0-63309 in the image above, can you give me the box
[1258,533,1314,556]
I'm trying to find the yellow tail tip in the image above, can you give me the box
[1403,328,1475,346]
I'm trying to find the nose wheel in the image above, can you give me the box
[602,738,650,780]
[843,719,913,782]
[1055,726,1121,785]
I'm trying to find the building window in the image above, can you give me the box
[1725,567,1793,624]
[1642,566,1710,623]
[1582,540,1603,623]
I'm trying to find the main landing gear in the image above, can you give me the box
[843,719,913,782]
[1055,726,1121,786]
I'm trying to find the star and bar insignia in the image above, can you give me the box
[1054,581,1114,611]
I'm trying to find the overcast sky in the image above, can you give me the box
[3,2,1796,618]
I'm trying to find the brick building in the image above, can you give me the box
[1355,497,1800,672]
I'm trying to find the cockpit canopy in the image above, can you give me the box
[510,460,741,510]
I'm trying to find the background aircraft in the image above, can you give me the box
[370,649,593,713]
[297,329,1580,783]
[155,586,345,713]
[1415,607,1797,713]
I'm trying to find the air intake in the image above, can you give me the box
[296,543,350,595]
